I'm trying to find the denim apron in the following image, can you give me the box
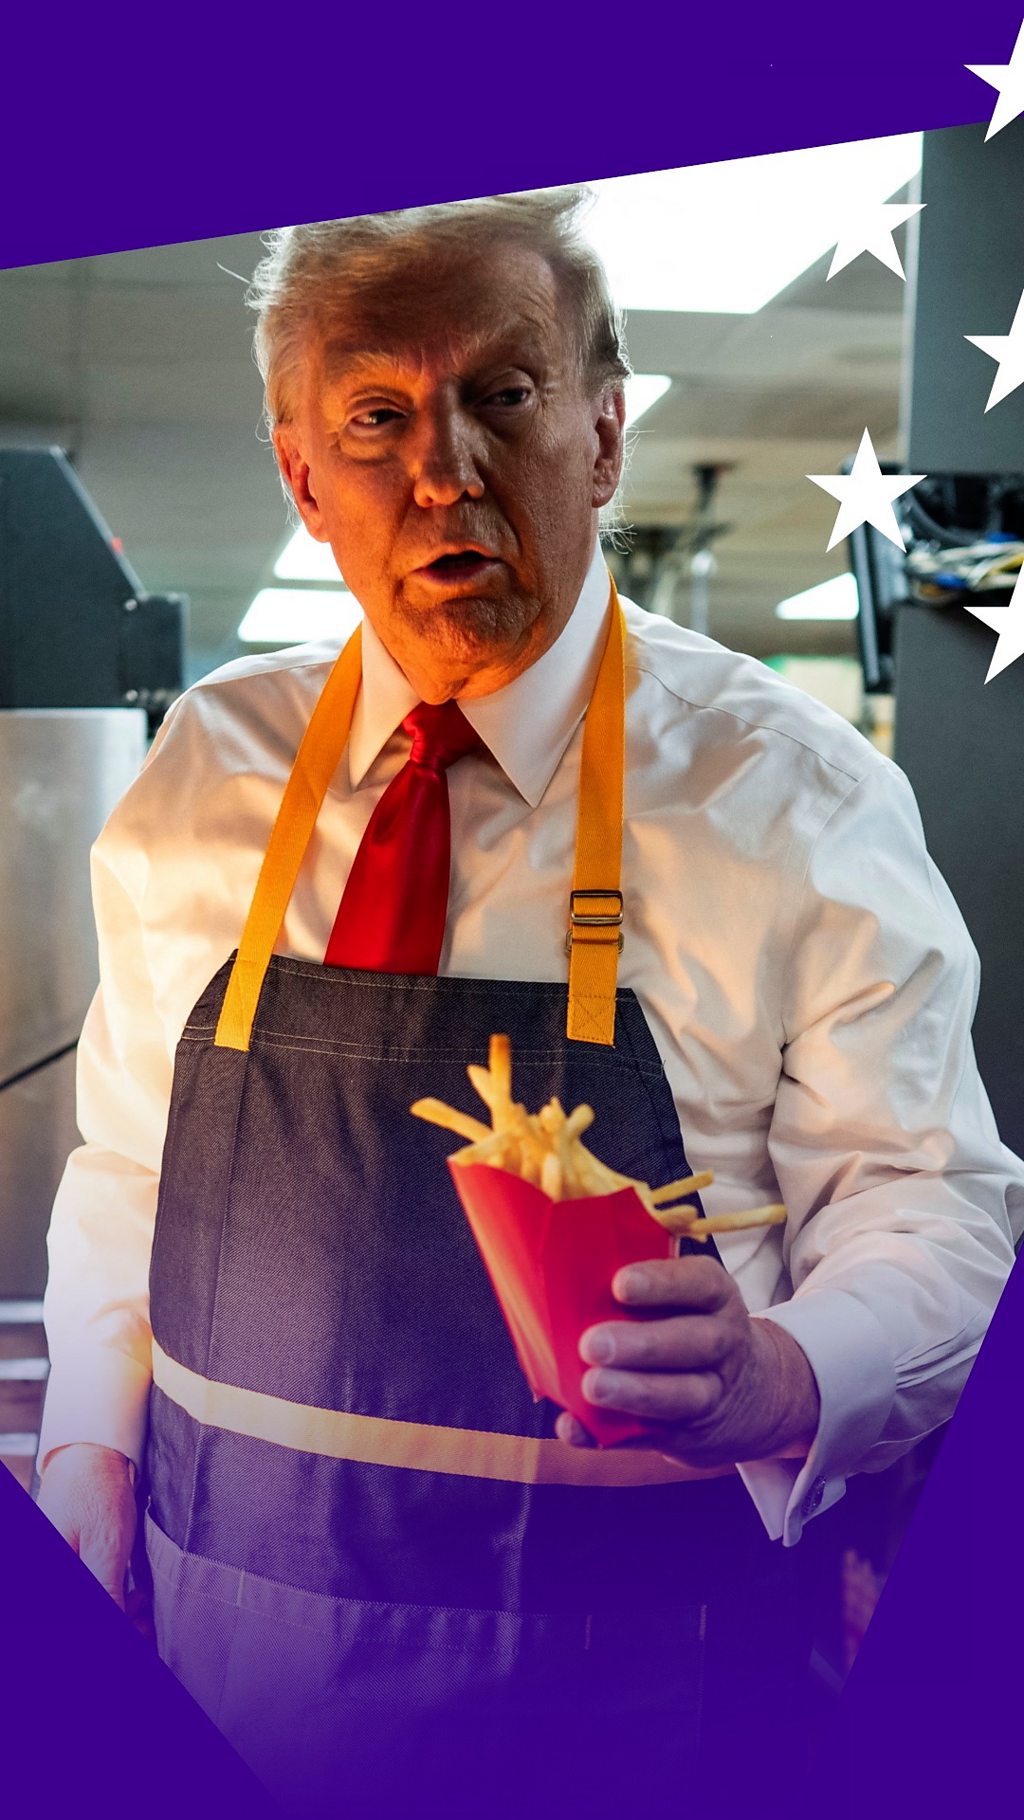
[142,583,810,1817]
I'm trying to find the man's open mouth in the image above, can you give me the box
[429,550,490,567]
[419,550,499,578]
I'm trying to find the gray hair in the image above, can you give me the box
[245,186,631,429]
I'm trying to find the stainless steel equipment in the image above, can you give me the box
[0,708,147,1295]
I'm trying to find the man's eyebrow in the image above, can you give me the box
[319,327,550,387]
[320,347,408,382]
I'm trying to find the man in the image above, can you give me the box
[37,189,1022,1815]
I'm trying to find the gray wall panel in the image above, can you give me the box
[893,606,1024,1163]
[906,123,1024,473]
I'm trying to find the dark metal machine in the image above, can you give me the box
[0,448,187,1308]
[0,445,186,730]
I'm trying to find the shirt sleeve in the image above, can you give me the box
[36,736,178,1477]
[739,757,1023,1545]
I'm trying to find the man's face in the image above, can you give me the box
[273,240,625,702]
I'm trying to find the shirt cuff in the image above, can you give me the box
[737,1287,897,1546]
[36,1350,152,1479]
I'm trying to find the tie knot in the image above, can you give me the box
[403,700,482,772]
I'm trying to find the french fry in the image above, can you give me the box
[649,1171,714,1205]
[410,1098,492,1144]
[467,1064,503,1119]
[540,1152,563,1199]
[537,1099,566,1135]
[564,1105,595,1140]
[452,1127,519,1166]
[648,1201,701,1234]
[509,1103,547,1170]
[409,1042,788,1240]
[675,1203,787,1242]
[489,1035,513,1123]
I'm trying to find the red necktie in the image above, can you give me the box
[324,700,482,974]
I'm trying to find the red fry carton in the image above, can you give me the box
[448,1160,676,1447]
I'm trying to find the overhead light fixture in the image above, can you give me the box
[239,587,363,645]
[624,373,672,426]
[584,133,922,314]
[273,526,343,582]
[775,573,859,620]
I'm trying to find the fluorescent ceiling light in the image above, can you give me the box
[273,526,343,582]
[775,573,858,621]
[239,588,363,645]
[624,373,671,426]
[583,133,922,314]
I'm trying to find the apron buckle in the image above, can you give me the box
[564,888,625,956]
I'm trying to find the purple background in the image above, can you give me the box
[3,3,1023,1813]
[0,3,1019,268]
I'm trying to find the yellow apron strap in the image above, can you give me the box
[215,625,363,1050]
[215,571,627,1054]
[152,1338,725,1487]
[566,580,626,1046]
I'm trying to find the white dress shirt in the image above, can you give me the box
[39,535,1023,1545]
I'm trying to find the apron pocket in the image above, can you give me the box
[145,1506,705,1818]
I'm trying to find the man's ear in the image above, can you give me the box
[272,424,329,542]
[591,384,627,510]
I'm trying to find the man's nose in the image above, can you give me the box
[409,405,485,506]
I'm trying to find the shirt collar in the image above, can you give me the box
[347,536,613,808]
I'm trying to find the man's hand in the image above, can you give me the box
[36,1442,137,1611]
[555,1255,821,1467]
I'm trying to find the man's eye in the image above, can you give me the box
[485,386,531,408]
[350,407,402,429]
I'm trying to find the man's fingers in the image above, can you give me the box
[579,1313,731,1373]
[611,1256,733,1311]
[581,1365,720,1423]
[554,1410,596,1448]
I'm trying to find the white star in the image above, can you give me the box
[965,563,1024,682]
[826,201,925,282]
[807,429,925,553]
[966,21,1024,141]
[965,285,1024,411]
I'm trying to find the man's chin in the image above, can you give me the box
[397,591,539,666]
